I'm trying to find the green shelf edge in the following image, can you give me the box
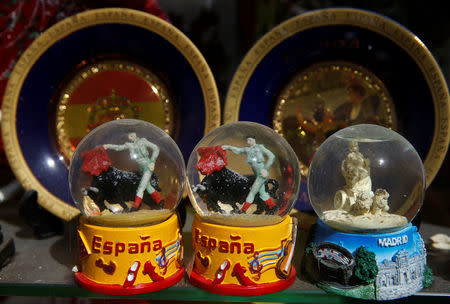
[0,283,440,303]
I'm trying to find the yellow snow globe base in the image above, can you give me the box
[75,213,184,295]
[189,214,297,296]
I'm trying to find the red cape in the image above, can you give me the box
[195,146,227,175]
[81,146,112,176]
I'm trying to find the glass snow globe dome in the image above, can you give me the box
[187,121,301,227]
[69,119,185,227]
[308,124,425,233]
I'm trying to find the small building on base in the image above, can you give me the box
[375,242,426,300]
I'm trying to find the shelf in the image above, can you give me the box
[0,199,449,302]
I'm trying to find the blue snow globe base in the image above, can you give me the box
[304,124,431,300]
[305,219,427,300]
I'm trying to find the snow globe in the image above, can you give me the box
[304,124,431,300]
[69,119,185,295]
[186,121,301,295]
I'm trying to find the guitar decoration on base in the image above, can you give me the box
[186,122,301,296]
[69,119,186,295]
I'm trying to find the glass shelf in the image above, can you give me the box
[0,200,448,302]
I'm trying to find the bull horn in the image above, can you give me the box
[192,184,206,192]
[89,187,99,193]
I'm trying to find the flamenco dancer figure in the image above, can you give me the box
[222,136,276,212]
[104,132,163,209]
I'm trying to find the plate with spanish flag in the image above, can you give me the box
[2,8,220,220]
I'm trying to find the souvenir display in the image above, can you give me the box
[304,124,432,300]
[1,8,220,221]
[69,119,185,295]
[186,122,301,296]
[224,8,450,211]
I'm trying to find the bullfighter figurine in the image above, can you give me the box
[104,132,162,209]
[222,136,276,212]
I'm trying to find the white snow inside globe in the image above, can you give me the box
[187,121,301,227]
[69,119,185,227]
[308,124,425,233]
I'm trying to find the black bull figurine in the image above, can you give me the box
[192,167,279,214]
[82,166,162,213]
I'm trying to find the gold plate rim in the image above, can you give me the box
[224,7,450,188]
[1,8,221,221]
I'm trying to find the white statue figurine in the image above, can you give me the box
[370,188,390,215]
[323,140,407,231]
[334,140,373,212]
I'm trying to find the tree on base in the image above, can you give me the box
[423,265,433,288]
[353,246,378,284]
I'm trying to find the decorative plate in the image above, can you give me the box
[2,8,220,220]
[224,8,450,210]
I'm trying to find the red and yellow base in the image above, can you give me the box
[75,213,184,295]
[188,214,298,296]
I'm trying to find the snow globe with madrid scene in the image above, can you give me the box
[69,119,185,295]
[303,124,431,300]
[186,121,301,296]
